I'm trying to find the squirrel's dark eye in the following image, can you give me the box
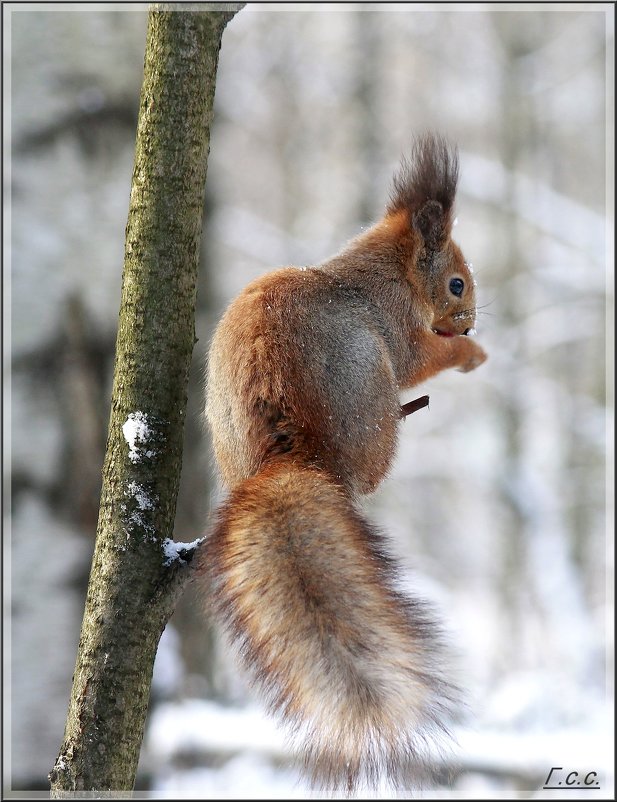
[449,277,464,297]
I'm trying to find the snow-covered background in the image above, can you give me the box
[5,3,614,798]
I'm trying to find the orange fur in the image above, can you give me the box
[197,133,487,792]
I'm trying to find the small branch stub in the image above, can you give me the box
[400,395,430,418]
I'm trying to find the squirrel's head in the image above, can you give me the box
[424,241,477,337]
[388,133,477,337]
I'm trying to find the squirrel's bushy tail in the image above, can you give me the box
[199,461,456,793]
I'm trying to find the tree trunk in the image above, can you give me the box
[49,4,241,794]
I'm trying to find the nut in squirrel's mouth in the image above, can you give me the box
[432,327,473,337]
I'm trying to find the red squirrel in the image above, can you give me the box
[197,134,487,792]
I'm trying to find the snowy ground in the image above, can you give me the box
[141,627,614,800]
[143,698,613,799]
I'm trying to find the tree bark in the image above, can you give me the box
[49,4,242,794]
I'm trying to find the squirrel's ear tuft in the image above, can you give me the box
[388,133,459,249]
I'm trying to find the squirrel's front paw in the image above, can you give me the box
[457,339,488,373]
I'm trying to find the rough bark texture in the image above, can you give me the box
[49,4,241,794]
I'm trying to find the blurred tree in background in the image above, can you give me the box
[6,3,612,796]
